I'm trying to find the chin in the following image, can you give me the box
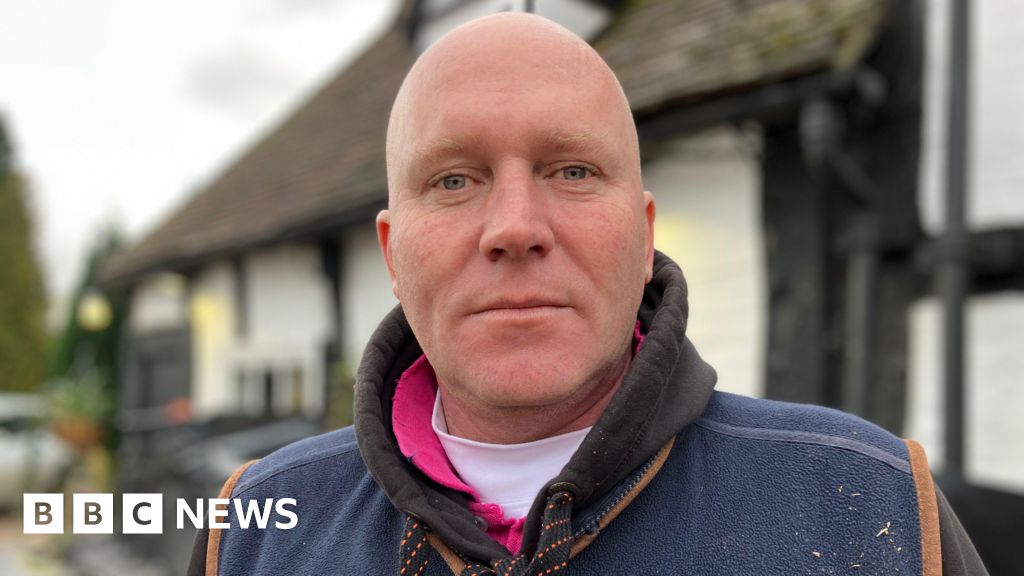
[459,356,591,408]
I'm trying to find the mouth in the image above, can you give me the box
[472,298,571,320]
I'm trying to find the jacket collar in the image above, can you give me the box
[354,251,718,563]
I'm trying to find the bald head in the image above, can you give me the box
[375,13,656,442]
[385,13,640,204]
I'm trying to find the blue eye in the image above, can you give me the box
[442,175,467,190]
[561,166,589,180]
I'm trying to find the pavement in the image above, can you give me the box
[0,515,168,576]
[0,515,71,576]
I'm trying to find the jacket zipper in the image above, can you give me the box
[572,454,658,538]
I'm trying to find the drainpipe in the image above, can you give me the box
[800,96,881,419]
[940,0,971,482]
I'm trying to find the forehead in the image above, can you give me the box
[400,58,627,164]
[416,29,603,107]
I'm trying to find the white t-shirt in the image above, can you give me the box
[432,392,591,519]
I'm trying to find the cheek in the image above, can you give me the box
[391,229,435,303]
[556,200,649,343]
[560,200,648,285]
[389,211,475,318]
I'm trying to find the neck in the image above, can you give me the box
[438,345,632,444]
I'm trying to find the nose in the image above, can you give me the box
[478,168,554,261]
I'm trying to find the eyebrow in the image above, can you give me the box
[408,129,617,178]
[537,130,616,159]
[410,136,483,175]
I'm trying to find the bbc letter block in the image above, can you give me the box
[23,494,63,534]
[123,493,163,534]
[73,493,114,534]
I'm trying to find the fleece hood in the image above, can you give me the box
[354,250,718,563]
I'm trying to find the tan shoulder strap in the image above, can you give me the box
[205,460,259,576]
[904,439,942,576]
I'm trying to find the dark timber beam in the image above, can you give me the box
[761,0,924,434]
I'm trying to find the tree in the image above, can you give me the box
[0,116,49,392]
[47,226,125,385]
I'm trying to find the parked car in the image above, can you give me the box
[0,393,74,512]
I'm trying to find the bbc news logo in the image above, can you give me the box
[24,494,298,534]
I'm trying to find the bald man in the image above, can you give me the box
[193,13,986,576]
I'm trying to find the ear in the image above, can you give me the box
[643,191,656,283]
[376,210,400,299]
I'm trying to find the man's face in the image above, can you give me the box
[378,22,655,417]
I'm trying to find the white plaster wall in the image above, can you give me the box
[907,0,1024,493]
[129,273,188,333]
[188,262,237,418]
[909,297,1024,493]
[341,222,399,371]
[919,0,1024,233]
[245,244,331,346]
[132,239,382,419]
[187,244,332,419]
[641,127,765,399]
[235,243,332,418]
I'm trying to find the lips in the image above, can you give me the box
[475,297,569,313]
[469,296,572,322]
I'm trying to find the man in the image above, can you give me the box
[191,13,987,575]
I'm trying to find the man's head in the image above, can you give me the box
[377,13,655,440]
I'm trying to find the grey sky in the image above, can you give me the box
[0,0,398,320]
